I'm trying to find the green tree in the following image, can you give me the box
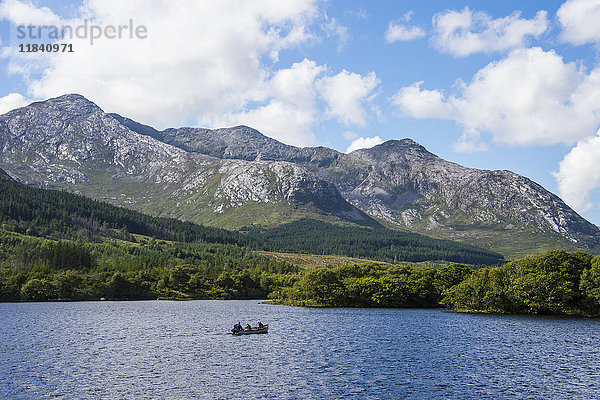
[170,265,192,292]
[297,268,345,305]
[441,268,492,311]
[107,272,133,300]
[53,270,84,300]
[512,269,576,314]
[20,278,57,301]
[434,264,472,297]
[580,256,600,306]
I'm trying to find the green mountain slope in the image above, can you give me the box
[249,218,504,265]
[0,167,503,265]
[0,168,258,246]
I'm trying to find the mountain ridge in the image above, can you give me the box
[0,94,376,228]
[1,94,598,257]
[114,99,597,252]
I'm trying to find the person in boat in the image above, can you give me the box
[233,322,242,332]
[245,323,252,331]
[257,321,264,328]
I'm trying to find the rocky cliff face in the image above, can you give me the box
[1,94,598,255]
[330,141,599,248]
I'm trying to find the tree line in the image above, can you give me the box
[248,218,504,265]
[0,230,299,302]
[2,223,599,318]
[275,249,600,317]
[442,250,600,316]
[0,172,261,246]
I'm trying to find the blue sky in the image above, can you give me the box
[0,0,599,225]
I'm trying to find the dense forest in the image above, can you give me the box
[274,262,472,308]
[248,218,504,265]
[275,250,600,317]
[442,250,600,316]
[0,230,298,301]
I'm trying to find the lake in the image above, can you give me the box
[1,300,599,399]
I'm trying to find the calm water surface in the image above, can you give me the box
[1,300,599,399]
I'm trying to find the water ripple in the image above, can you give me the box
[1,301,599,399]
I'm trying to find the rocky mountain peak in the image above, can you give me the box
[26,94,102,117]
[342,139,438,171]
[355,138,434,159]
[227,125,268,139]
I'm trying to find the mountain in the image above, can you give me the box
[321,140,600,255]
[0,94,375,229]
[0,170,505,265]
[1,94,599,257]
[110,114,341,167]
[112,105,600,256]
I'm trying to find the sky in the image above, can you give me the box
[0,0,600,225]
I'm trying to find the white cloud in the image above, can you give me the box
[0,92,29,114]
[391,47,600,151]
[319,69,380,126]
[385,22,425,43]
[223,59,324,146]
[270,58,326,105]
[0,0,61,25]
[228,101,317,147]
[554,131,600,214]
[322,17,349,51]
[385,11,425,43]
[452,135,488,153]
[558,0,600,45]
[390,81,451,119]
[431,7,548,57]
[1,0,318,130]
[346,136,383,153]
[221,59,379,146]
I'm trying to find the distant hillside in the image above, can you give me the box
[0,170,258,246]
[0,169,503,264]
[249,219,505,265]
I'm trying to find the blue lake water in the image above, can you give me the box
[1,300,599,399]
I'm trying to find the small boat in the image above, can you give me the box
[231,324,269,335]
